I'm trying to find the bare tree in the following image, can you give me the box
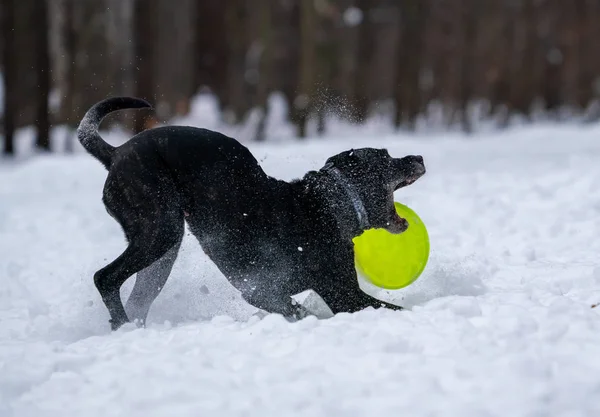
[458,0,477,133]
[394,0,427,130]
[153,0,197,120]
[295,0,317,138]
[224,0,250,123]
[2,0,17,155]
[194,0,228,102]
[540,6,563,115]
[572,0,593,110]
[352,0,375,123]
[133,0,158,133]
[59,0,77,152]
[489,1,514,126]
[507,0,537,118]
[253,0,273,142]
[34,0,51,151]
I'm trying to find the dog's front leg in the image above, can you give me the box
[242,289,305,320]
[323,285,404,314]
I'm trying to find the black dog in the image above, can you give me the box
[78,97,426,330]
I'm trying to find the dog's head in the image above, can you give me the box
[322,148,425,234]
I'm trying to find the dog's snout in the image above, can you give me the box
[393,155,425,173]
[409,155,426,178]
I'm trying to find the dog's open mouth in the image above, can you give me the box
[394,174,421,190]
[385,159,425,233]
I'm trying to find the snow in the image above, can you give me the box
[2,124,600,417]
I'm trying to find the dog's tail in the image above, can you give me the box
[77,97,152,169]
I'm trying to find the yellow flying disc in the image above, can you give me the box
[353,202,429,289]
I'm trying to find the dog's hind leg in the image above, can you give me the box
[125,234,183,327]
[94,211,184,330]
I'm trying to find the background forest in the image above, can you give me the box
[2,0,600,154]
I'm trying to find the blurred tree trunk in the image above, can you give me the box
[61,0,77,152]
[539,1,562,115]
[194,0,228,105]
[34,0,51,151]
[573,0,592,110]
[59,1,116,130]
[12,0,37,128]
[224,0,249,123]
[253,0,273,142]
[542,53,562,115]
[492,2,514,127]
[315,9,338,136]
[275,1,300,126]
[585,0,600,121]
[510,0,537,117]
[2,0,16,155]
[394,0,427,130]
[106,0,136,126]
[458,0,477,133]
[352,0,374,123]
[295,0,316,138]
[153,0,196,120]
[59,0,76,109]
[133,0,157,133]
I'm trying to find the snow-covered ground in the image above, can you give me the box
[2,124,600,417]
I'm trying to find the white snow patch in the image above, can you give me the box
[2,126,600,416]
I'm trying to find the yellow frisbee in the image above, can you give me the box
[353,202,430,289]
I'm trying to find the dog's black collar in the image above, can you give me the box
[321,164,370,230]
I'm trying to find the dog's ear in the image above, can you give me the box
[322,161,334,171]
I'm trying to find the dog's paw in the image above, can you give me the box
[380,302,404,311]
[109,318,131,331]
